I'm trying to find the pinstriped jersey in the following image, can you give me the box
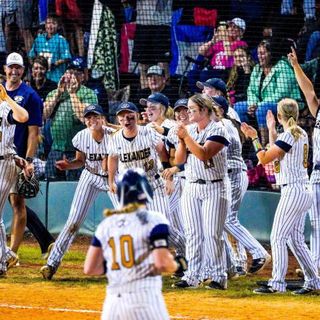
[72,126,114,176]
[311,107,320,183]
[108,125,163,182]
[274,128,309,185]
[184,120,230,181]
[222,119,246,171]
[94,208,169,293]
[0,101,16,155]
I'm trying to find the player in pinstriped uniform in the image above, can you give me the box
[242,98,320,294]
[0,84,29,276]
[162,99,191,236]
[288,48,320,275]
[212,96,271,275]
[140,94,185,241]
[84,168,186,320]
[40,104,118,280]
[173,94,230,289]
[108,102,185,256]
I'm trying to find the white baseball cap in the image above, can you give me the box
[6,52,24,67]
[229,18,246,31]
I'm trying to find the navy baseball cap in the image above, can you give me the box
[140,93,169,108]
[196,78,227,95]
[84,104,104,117]
[116,102,139,115]
[67,56,87,71]
[211,96,229,114]
[174,98,188,110]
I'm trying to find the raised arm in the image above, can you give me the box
[288,47,319,117]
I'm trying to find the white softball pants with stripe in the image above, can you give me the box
[48,169,119,269]
[0,159,16,271]
[309,183,320,272]
[268,183,320,292]
[181,180,229,287]
[148,181,185,256]
[224,171,268,260]
[102,289,170,320]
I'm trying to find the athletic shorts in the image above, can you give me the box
[132,25,171,64]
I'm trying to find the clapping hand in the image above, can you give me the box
[266,110,276,131]
[0,84,8,101]
[240,122,258,140]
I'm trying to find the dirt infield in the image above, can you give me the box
[0,237,319,320]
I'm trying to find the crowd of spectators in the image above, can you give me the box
[0,0,319,189]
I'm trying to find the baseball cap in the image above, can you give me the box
[211,96,229,114]
[67,56,86,71]
[140,93,169,108]
[174,98,188,110]
[6,52,24,67]
[83,104,104,117]
[228,17,246,31]
[116,102,139,115]
[196,78,227,95]
[146,65,165,77]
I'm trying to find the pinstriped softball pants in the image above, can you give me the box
[102,289,170,320]
[167,176,184,234]
[48,169,119,269]
[147,182,185,256]
[181,180,229,287]
[224,171,268,261]
[0,159,16,271]
[309,183,320,272]
[268,183,320,292]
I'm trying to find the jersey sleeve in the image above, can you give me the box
[107,135,118,156]
[148,126,162,148]
[275,131,294,152]
[72,131,82,151]
[148,211,170,250]
[207,124,230,146]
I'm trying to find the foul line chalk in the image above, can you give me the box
[0,304,194,319]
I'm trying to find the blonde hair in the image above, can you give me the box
[104,203,144,217]
[189,94,223,120]
[277,98,302,141]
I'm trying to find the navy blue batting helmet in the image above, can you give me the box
[116,168,153,206]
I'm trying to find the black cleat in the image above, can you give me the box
[172,280,198,289]
[292,287,318,295]
[248,255,271,274]
[205,280,226,290]
[253,286,279,294]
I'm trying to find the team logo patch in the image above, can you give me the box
[14,96,24,104]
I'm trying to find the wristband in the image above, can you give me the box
[26,157,34,164]
[161,161,171,169]
[176,163,185,172]
[175,256,188,274]
[252,137,263,153]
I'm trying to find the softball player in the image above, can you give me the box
[0,84,29,276]
[288,48,320,275]
[173,94,230,289]
[40,104,118,280]
[108,102,185,256]
[84,168,186,320]
[212,96,271,275]
[242,99,320,294]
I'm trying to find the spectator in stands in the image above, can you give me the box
[30,56,57,101]
[43,61,98,181]
[305,30,320,62]
[234,39,302,146]
[188,18,248,93]
[28,15,72,84]
[227,46,255,106]
[56,0,84,56]
[132,0,172,89]
[132,65,179,109]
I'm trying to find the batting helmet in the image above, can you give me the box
[116,168,153,206]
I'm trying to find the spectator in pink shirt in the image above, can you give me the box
[188,18,248,93]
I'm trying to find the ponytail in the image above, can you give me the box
[287,116,303,141]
